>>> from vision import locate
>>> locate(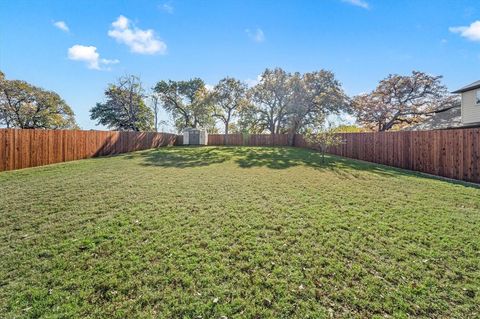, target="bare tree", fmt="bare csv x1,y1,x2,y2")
304,126,344,163
352,71,458,131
